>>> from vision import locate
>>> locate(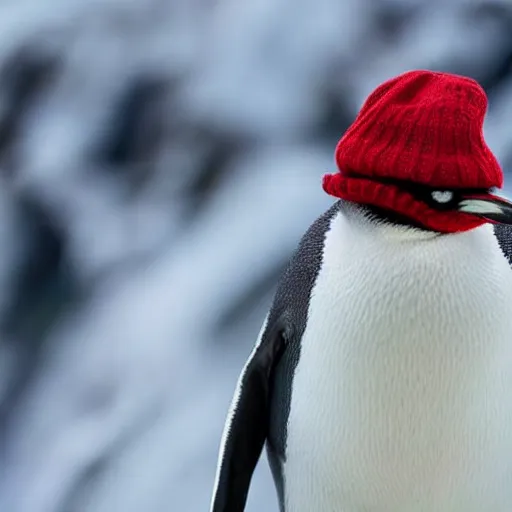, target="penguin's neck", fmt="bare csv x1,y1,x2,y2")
340,200,442,242
353,202,436,233
363,204,430,230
